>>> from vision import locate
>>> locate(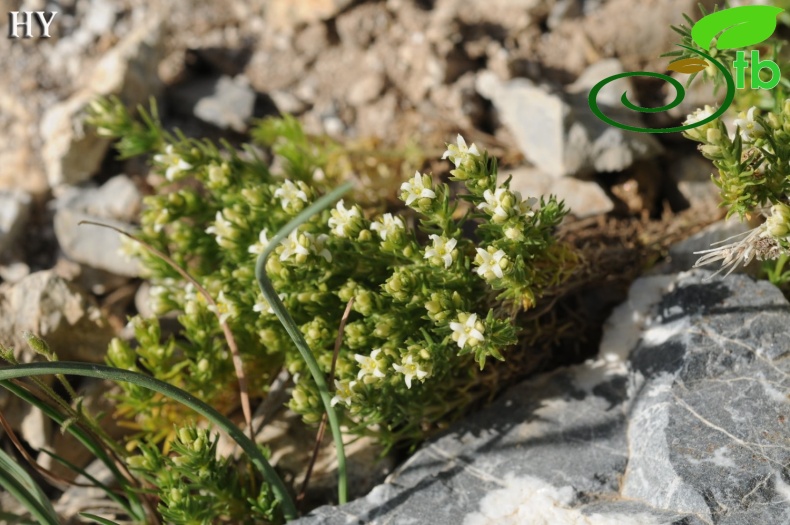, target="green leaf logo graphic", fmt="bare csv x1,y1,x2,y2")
691,5,784,51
